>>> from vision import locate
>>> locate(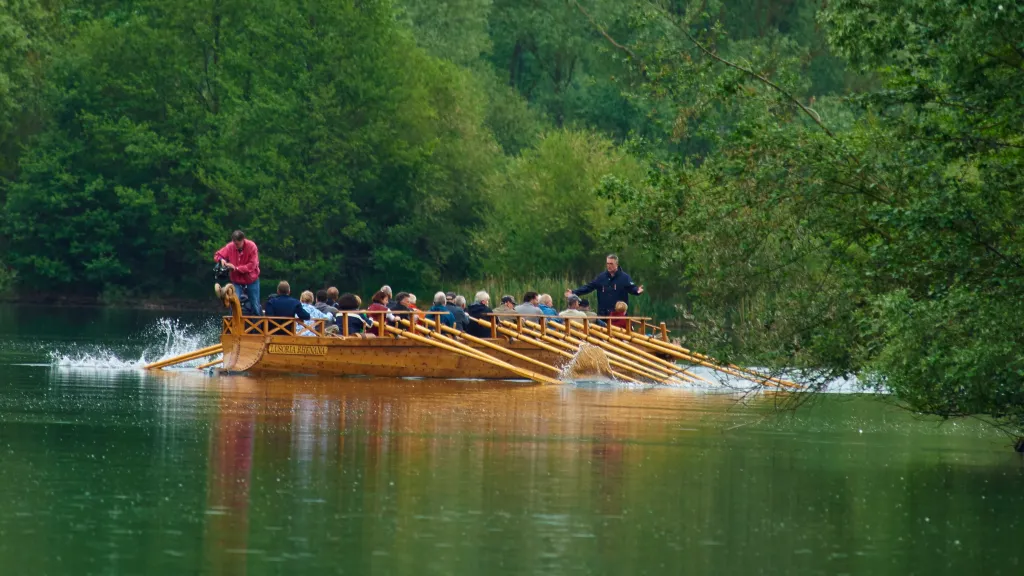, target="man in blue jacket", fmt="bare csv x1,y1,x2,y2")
263,281,311,319
565,254,644,316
